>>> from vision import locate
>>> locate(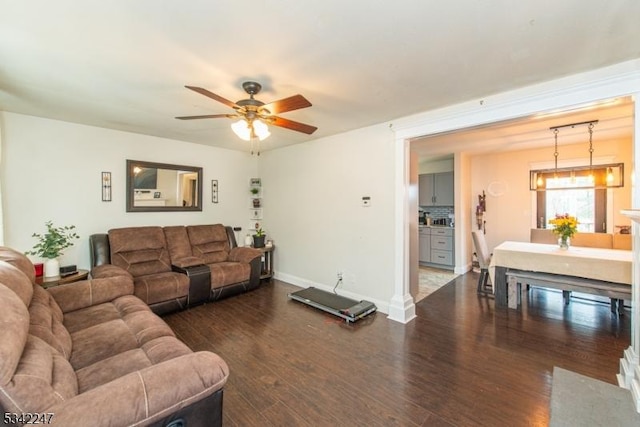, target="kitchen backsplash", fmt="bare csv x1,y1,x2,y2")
419,206,454,221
